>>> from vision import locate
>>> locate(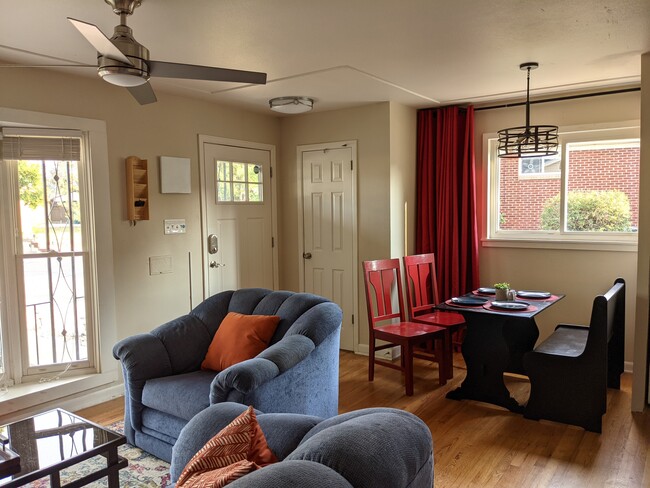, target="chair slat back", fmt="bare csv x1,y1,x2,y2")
403,253,440,319
363,259,407,326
